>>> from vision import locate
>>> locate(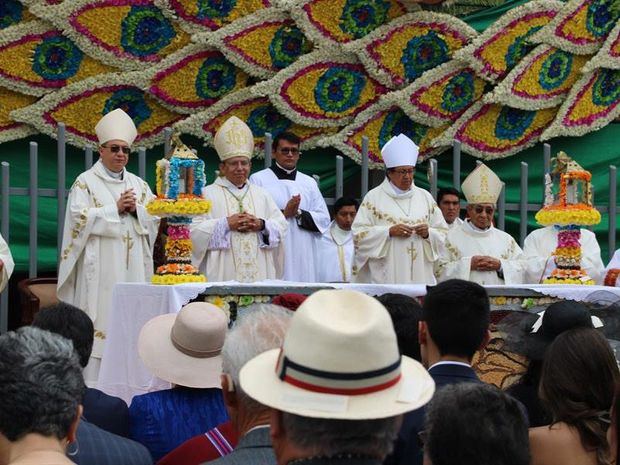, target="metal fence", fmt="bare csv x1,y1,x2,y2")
0,124,618,330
